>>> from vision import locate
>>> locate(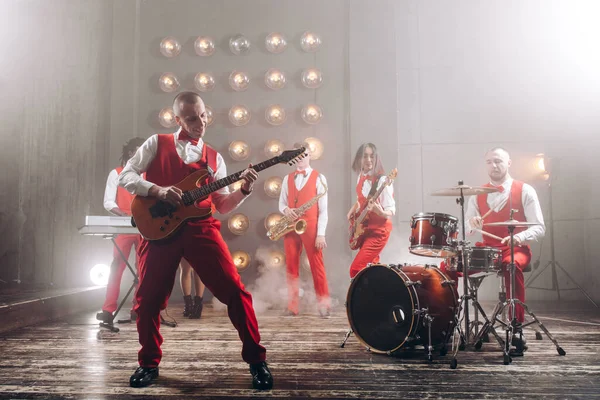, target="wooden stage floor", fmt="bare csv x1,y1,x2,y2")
0,301,599,399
